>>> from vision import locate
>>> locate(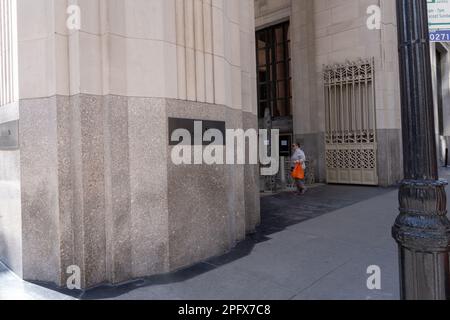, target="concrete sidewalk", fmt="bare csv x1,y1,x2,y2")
0,181,404,300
